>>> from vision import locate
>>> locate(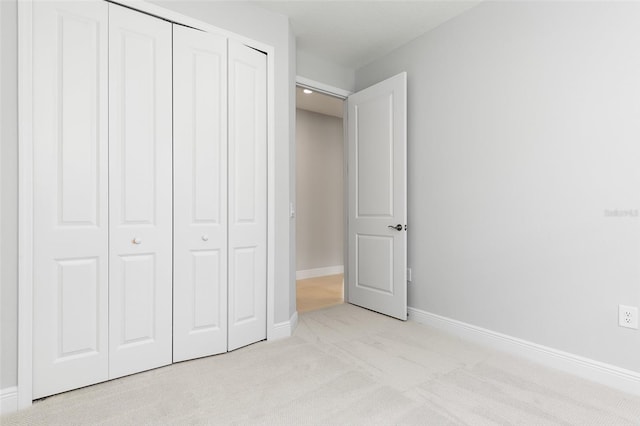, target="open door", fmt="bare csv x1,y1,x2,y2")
347,72,407,320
